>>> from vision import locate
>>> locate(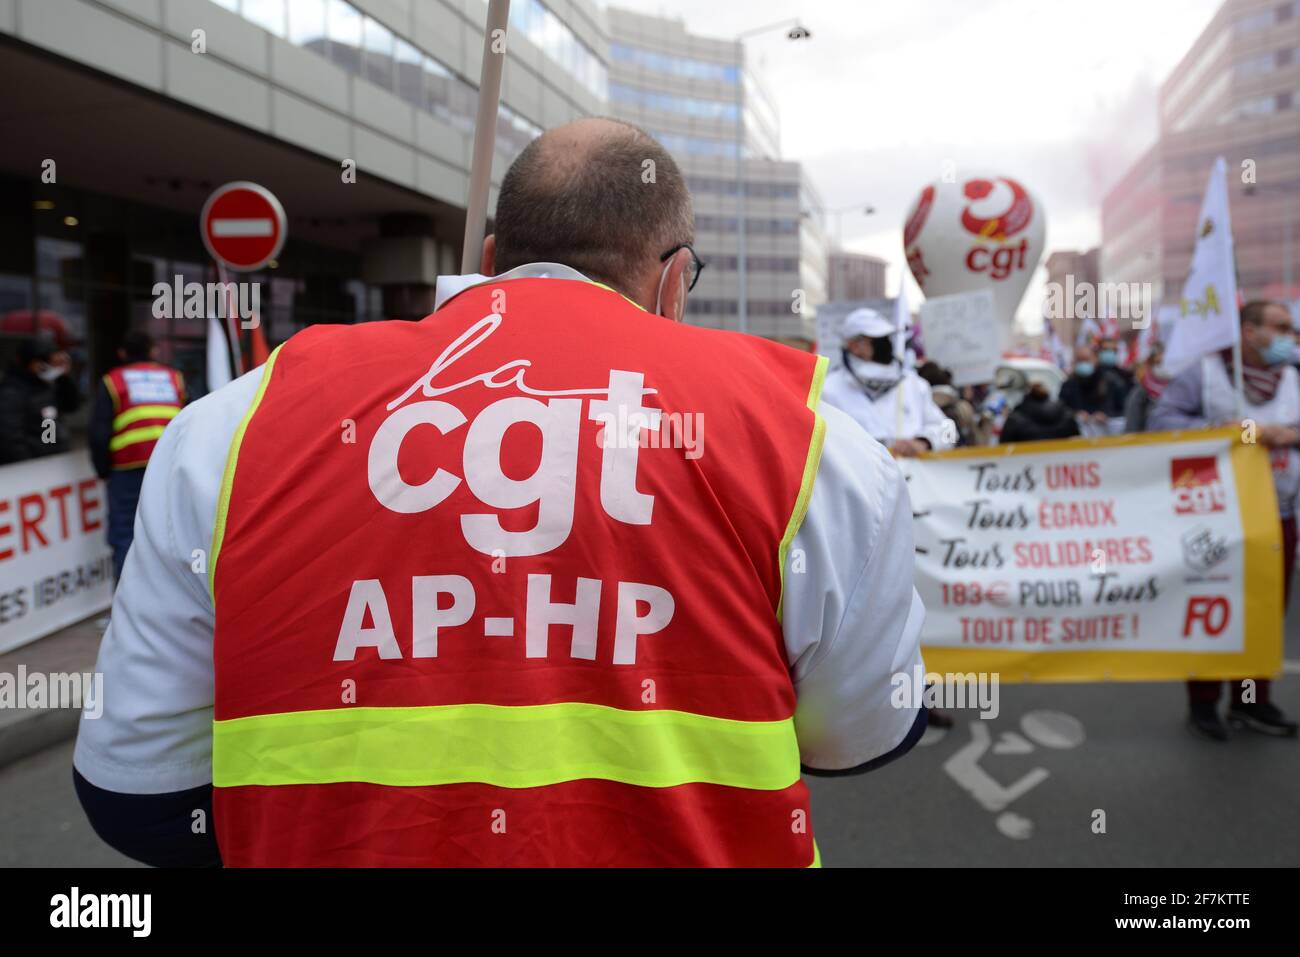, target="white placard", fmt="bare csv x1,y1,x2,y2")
0,453,113,653
919,289,1000,386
